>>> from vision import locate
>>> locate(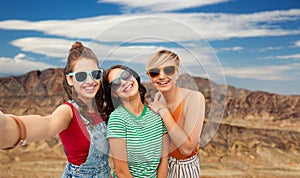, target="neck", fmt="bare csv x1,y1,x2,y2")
80,98,96,113
122,95,144,116
161,86,179,105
